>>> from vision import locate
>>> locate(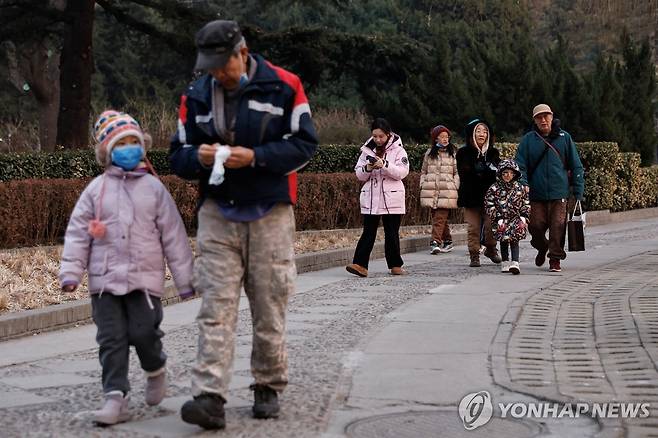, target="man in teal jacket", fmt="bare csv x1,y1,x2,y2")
515,104,584,273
